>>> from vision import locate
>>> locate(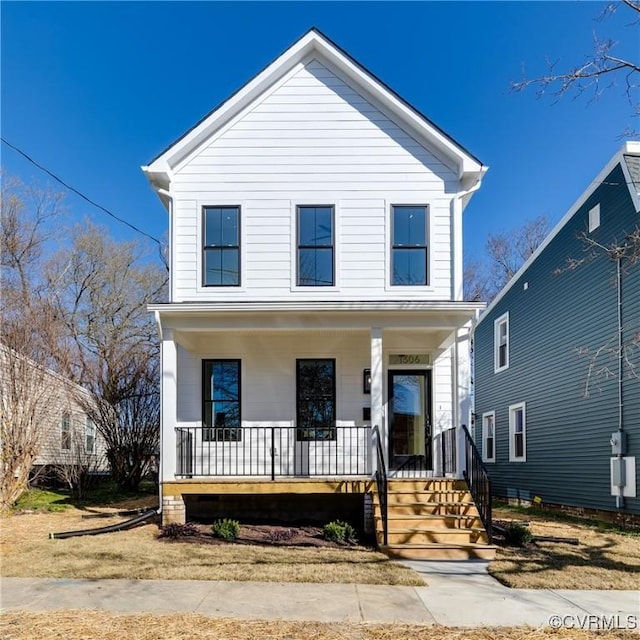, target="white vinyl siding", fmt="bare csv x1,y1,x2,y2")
482,411,496,463
509,402,526,462
494,312,509,373
170,59,456,302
